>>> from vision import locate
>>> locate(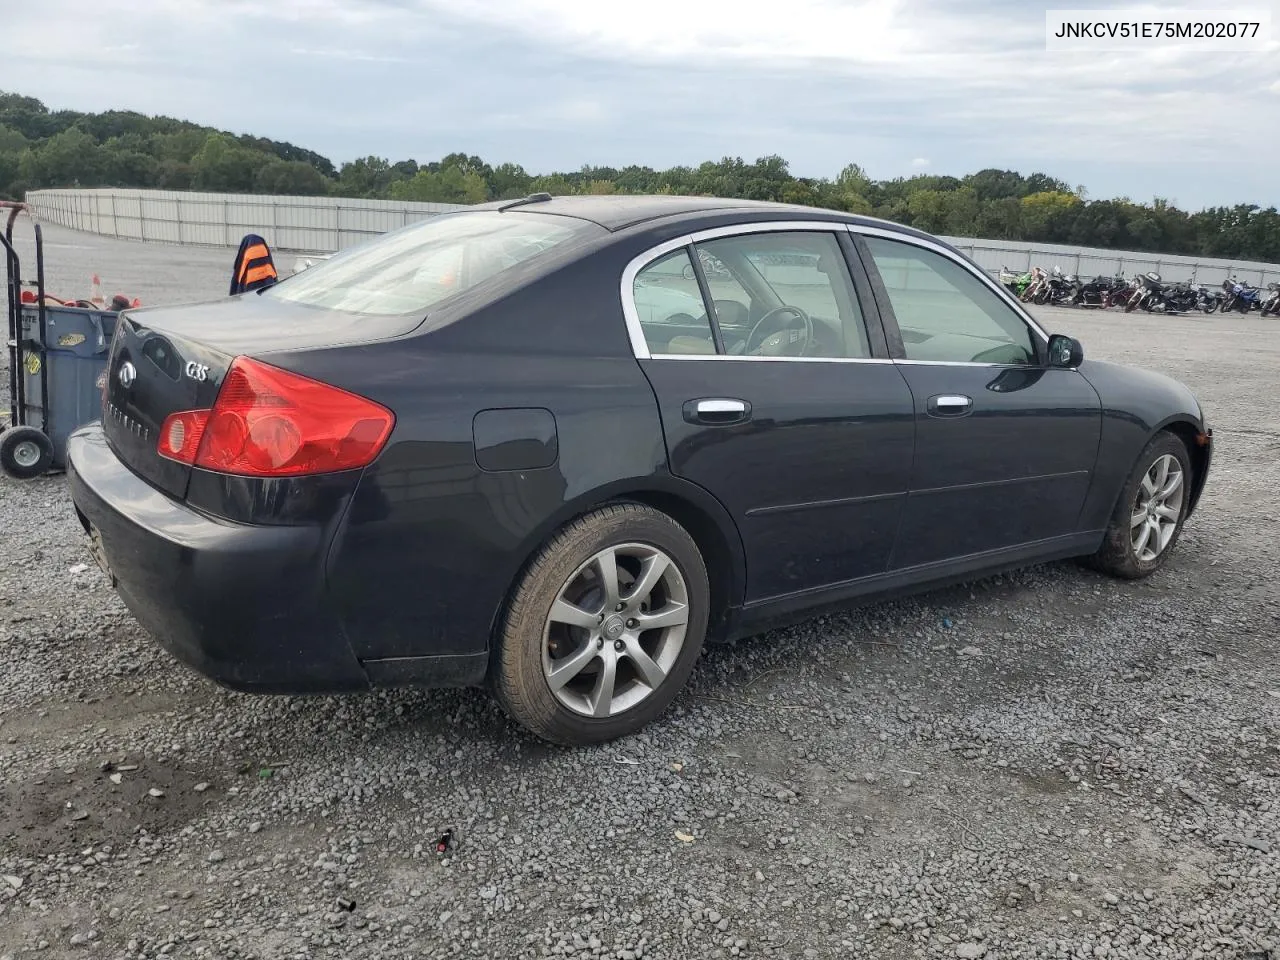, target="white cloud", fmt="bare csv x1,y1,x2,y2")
911,158,930,169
